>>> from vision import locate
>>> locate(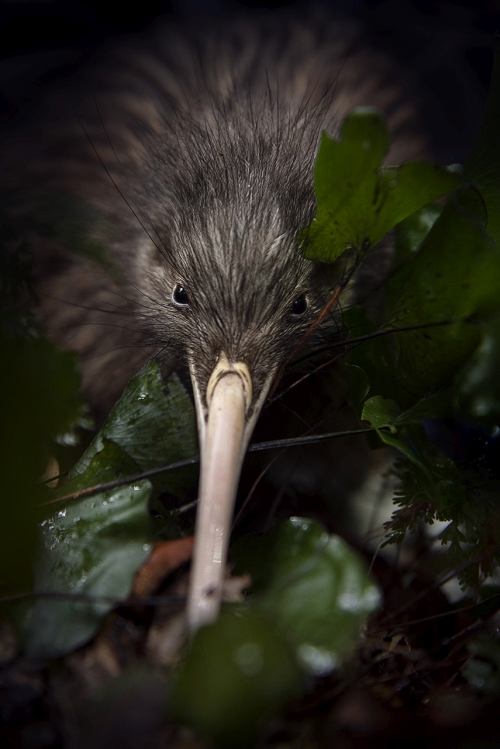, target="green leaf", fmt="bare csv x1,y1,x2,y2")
302,108,458,263
361,395,429,468
361,395,401,430
385,197,500,393
73,360,198,499
455,317,500,421
261,518,381,676
171,607,302,748
24,361,199,658
233,518,381,677
394,201,443,260
25,441,152,659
